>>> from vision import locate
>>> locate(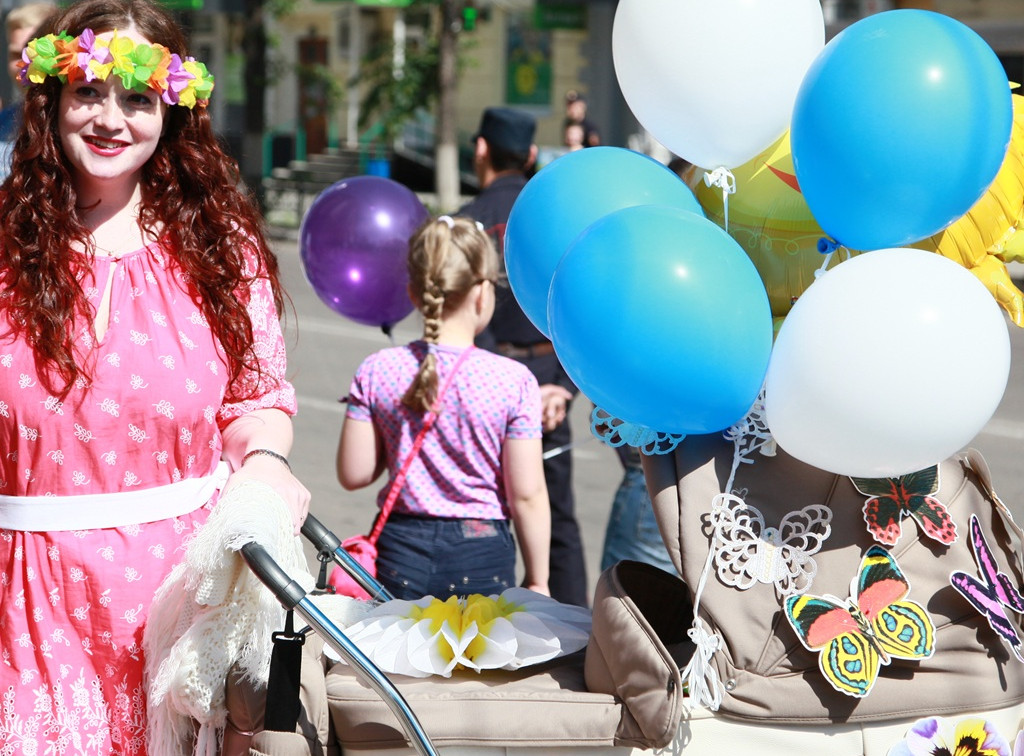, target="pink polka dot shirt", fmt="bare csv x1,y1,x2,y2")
346,342,541,520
